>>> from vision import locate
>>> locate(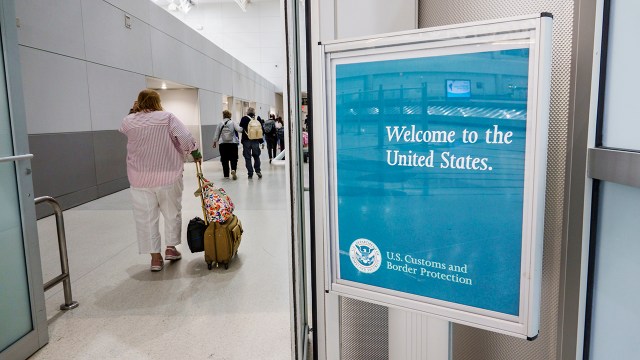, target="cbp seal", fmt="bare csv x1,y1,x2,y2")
349,238,382,273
